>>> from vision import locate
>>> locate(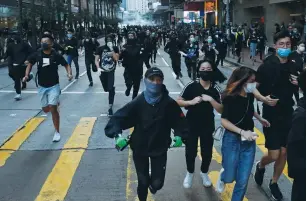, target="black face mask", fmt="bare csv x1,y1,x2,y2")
199,71,213,81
